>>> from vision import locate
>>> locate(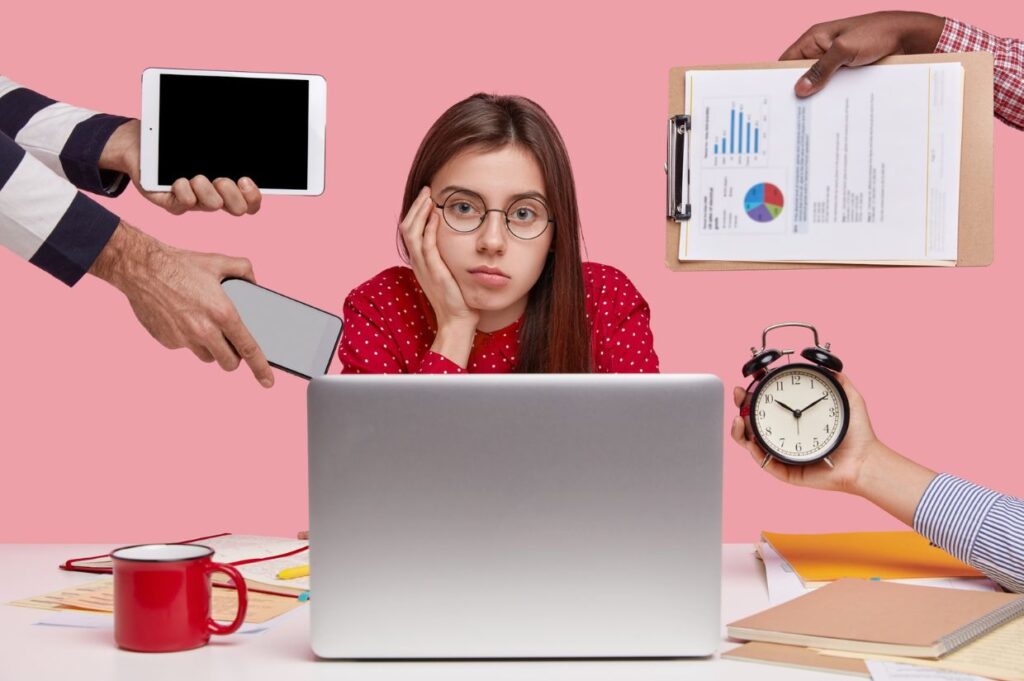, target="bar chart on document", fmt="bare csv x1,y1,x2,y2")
706,98,769,168
681,64,964,263
695,93,789,236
